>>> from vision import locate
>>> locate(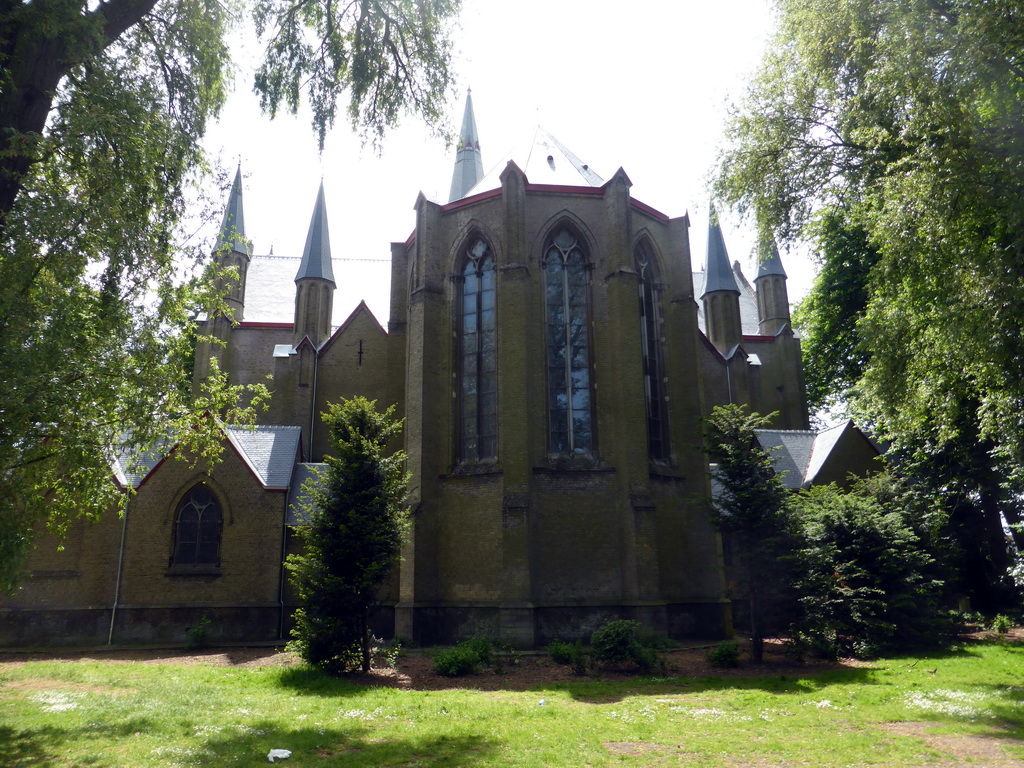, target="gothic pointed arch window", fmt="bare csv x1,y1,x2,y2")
636,241,669,461
171,484,223,567
544,228,593,455
458,238,497,461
